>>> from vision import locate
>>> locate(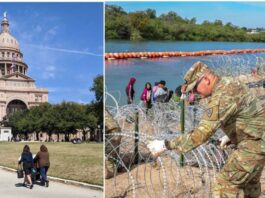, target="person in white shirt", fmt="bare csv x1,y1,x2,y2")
154,80,167,98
